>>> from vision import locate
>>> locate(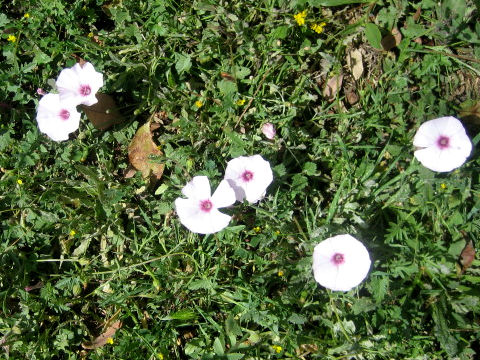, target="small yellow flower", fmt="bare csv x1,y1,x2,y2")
87,32,94,38
156,353,164,360
275,230,280,235
7,35,17,43
272,345,283,353
277,270,284,277
440,183,447,190
106,337,114,345
310,22,326,34
23,13,30,19
294,10,307,26
236,99,246,106
69,230,76,237
253,226,261,233
195,100,203,108
17,179,23,185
